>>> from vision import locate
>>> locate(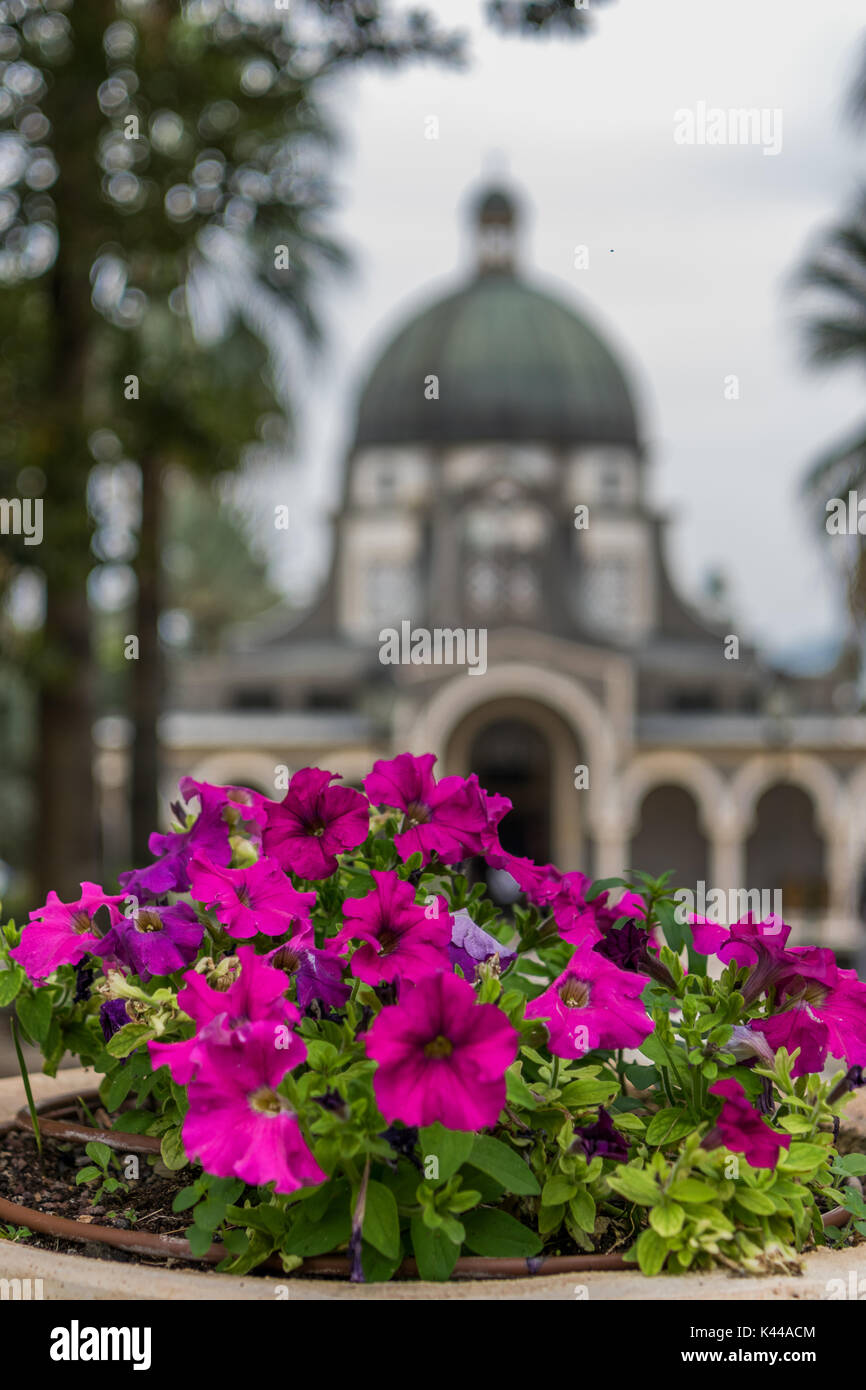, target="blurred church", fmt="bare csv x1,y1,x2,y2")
157,185,866,961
